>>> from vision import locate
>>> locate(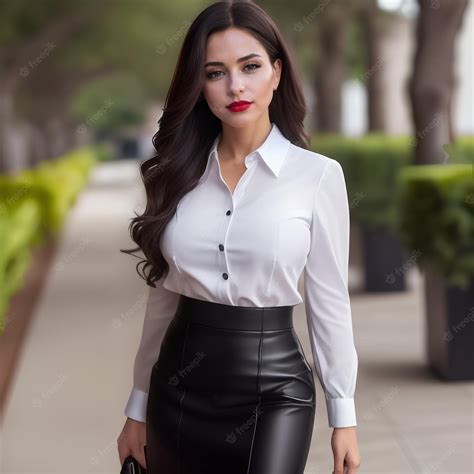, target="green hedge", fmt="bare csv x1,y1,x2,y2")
397,164,474,289
311,134,473,233
13,147,97,233
0,146,98,331
443,136,474,165
0,199,41,331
